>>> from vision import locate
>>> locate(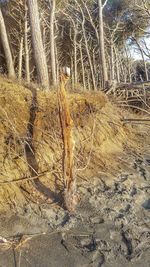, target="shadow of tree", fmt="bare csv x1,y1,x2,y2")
24,87,63,205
